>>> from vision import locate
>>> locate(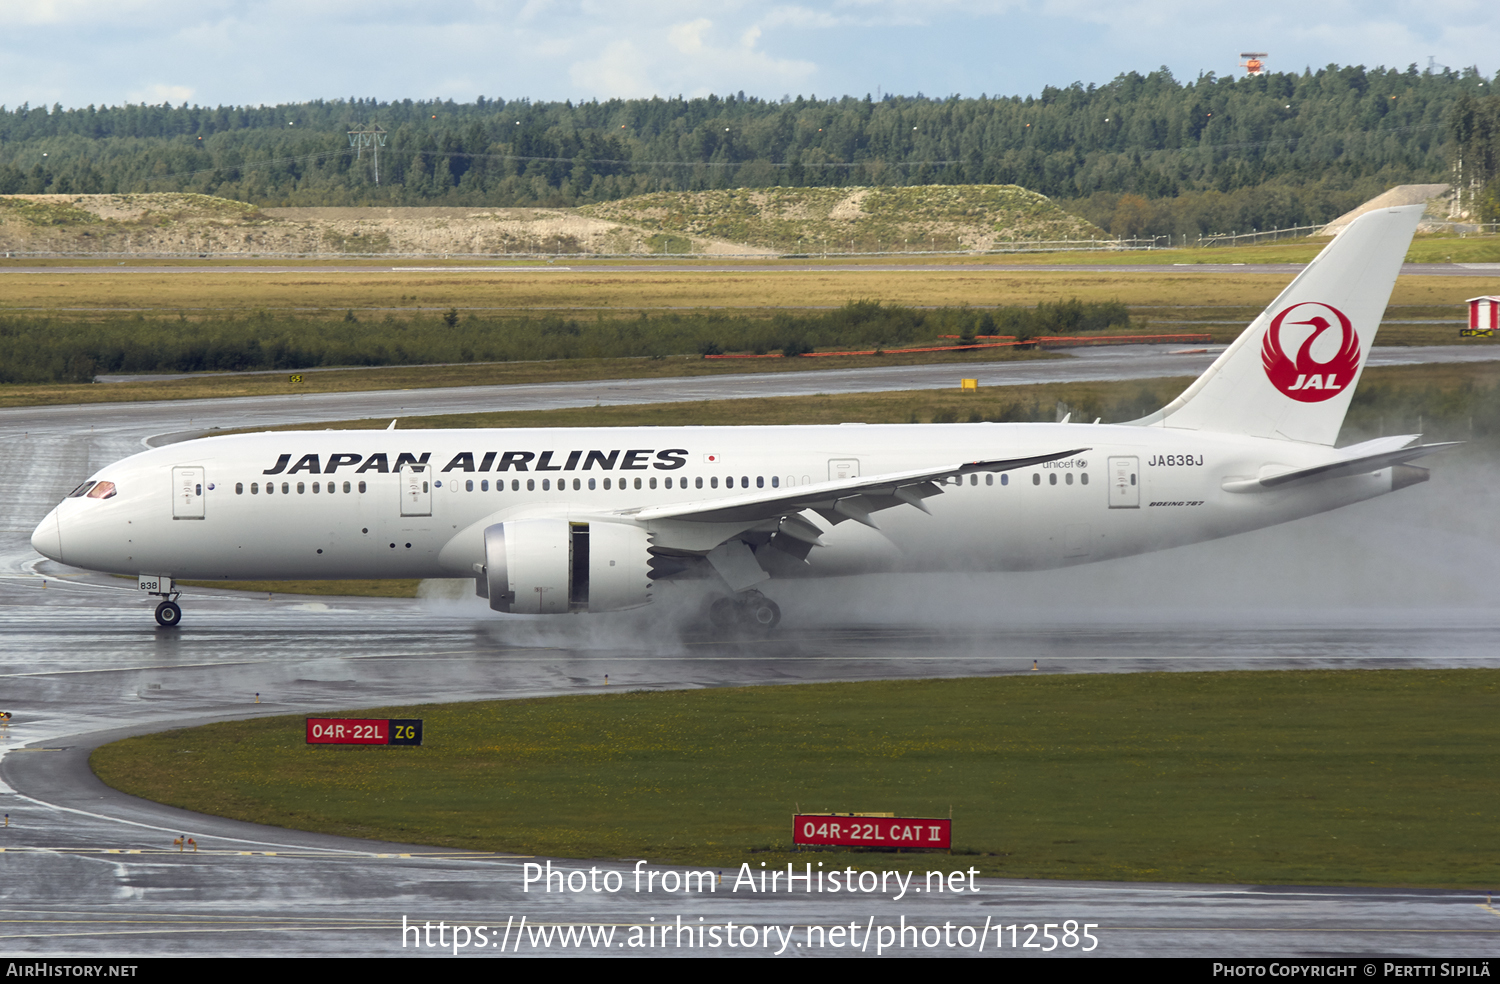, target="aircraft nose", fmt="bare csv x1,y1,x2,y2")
31,510,63,563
